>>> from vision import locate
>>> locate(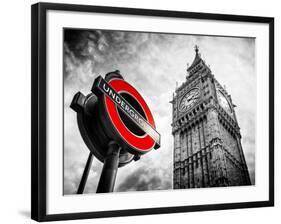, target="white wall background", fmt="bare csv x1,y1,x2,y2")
0,0,279,223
